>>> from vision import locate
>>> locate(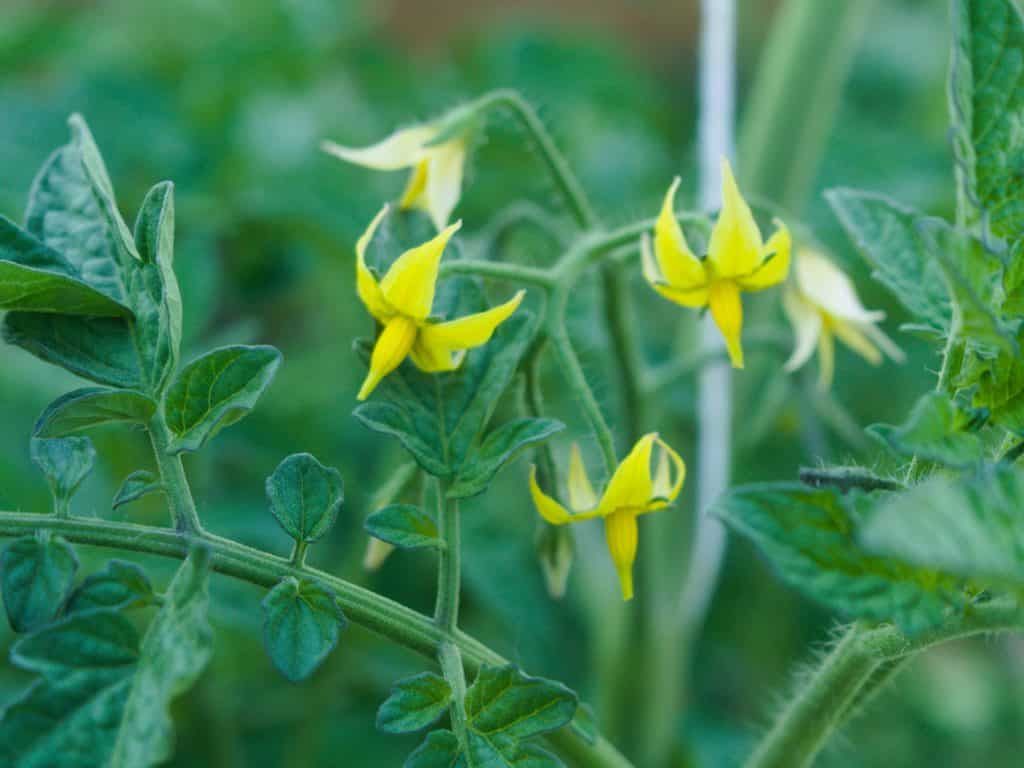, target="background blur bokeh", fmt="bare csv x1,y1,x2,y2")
1,0,1019,766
